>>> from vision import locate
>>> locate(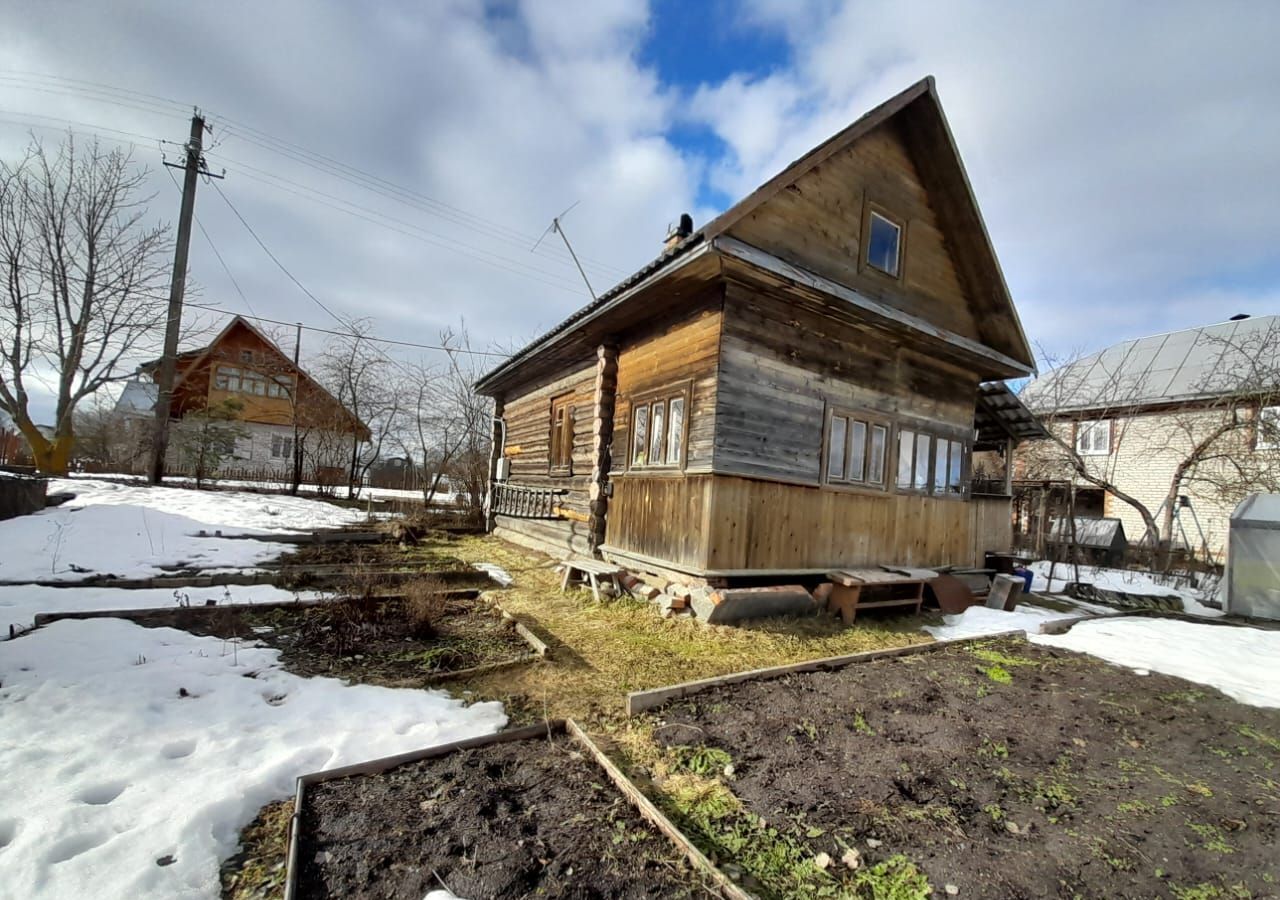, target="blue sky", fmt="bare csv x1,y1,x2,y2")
1,0,1279,425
